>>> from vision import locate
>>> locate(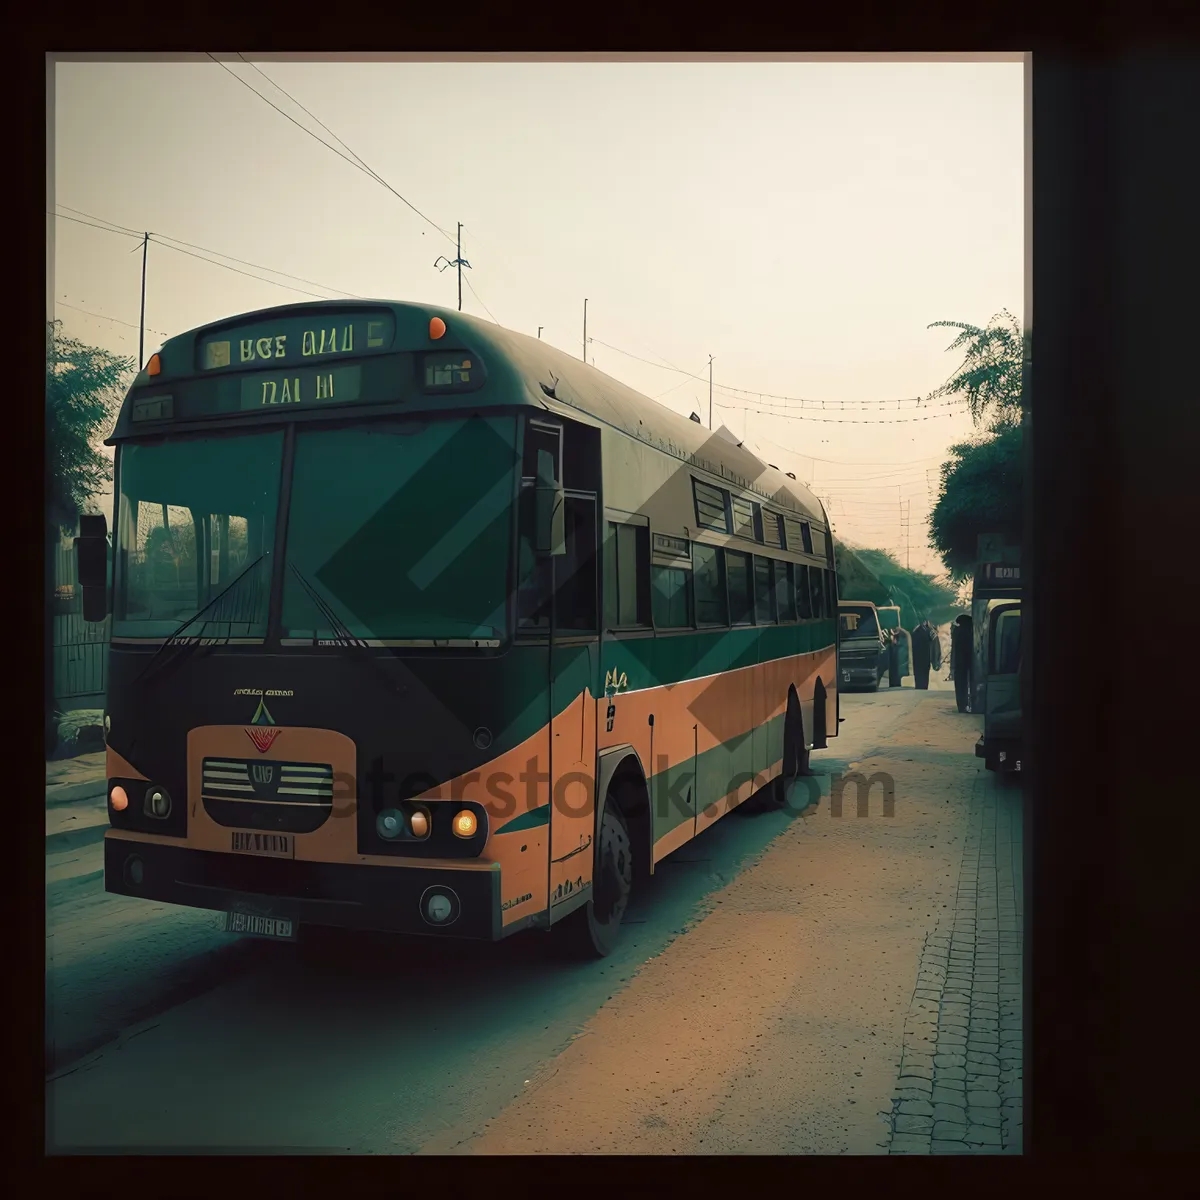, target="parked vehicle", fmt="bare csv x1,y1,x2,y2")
837,601,888,691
